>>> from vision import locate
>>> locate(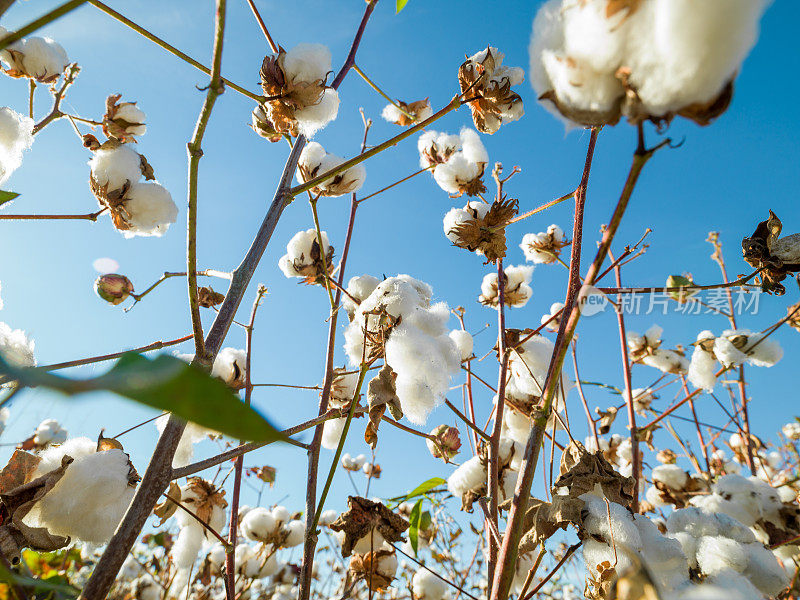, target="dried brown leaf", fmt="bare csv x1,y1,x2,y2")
0,451,40,494
329,496,409,557
153,481,182,526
